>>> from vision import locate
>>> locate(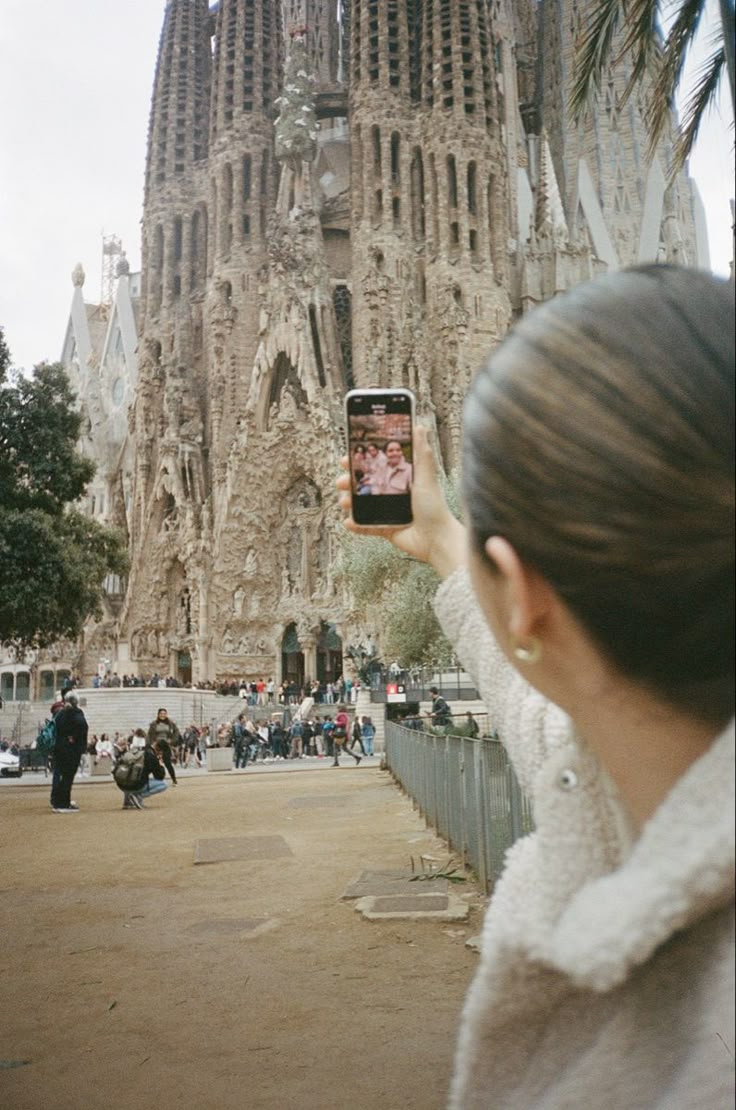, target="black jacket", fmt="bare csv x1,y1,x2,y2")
138,746,166,790
54,705,89,752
